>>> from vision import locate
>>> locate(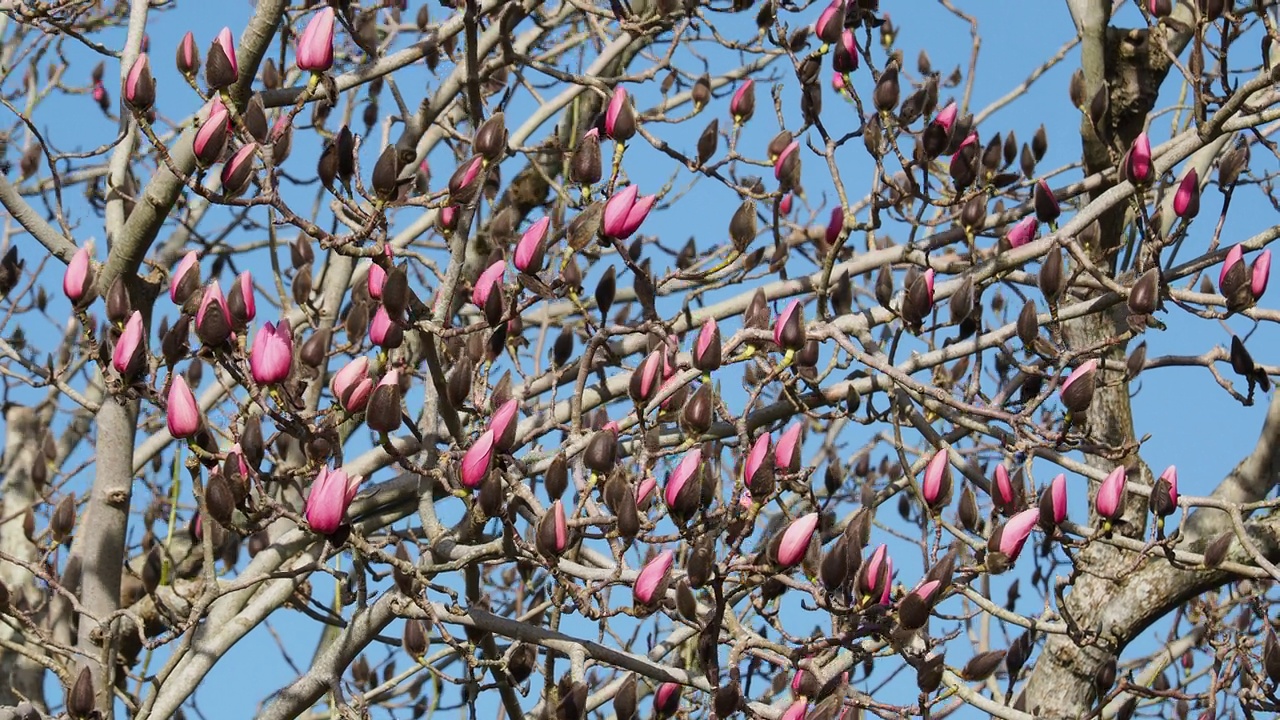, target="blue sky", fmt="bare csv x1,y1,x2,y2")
13,1,1278,718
